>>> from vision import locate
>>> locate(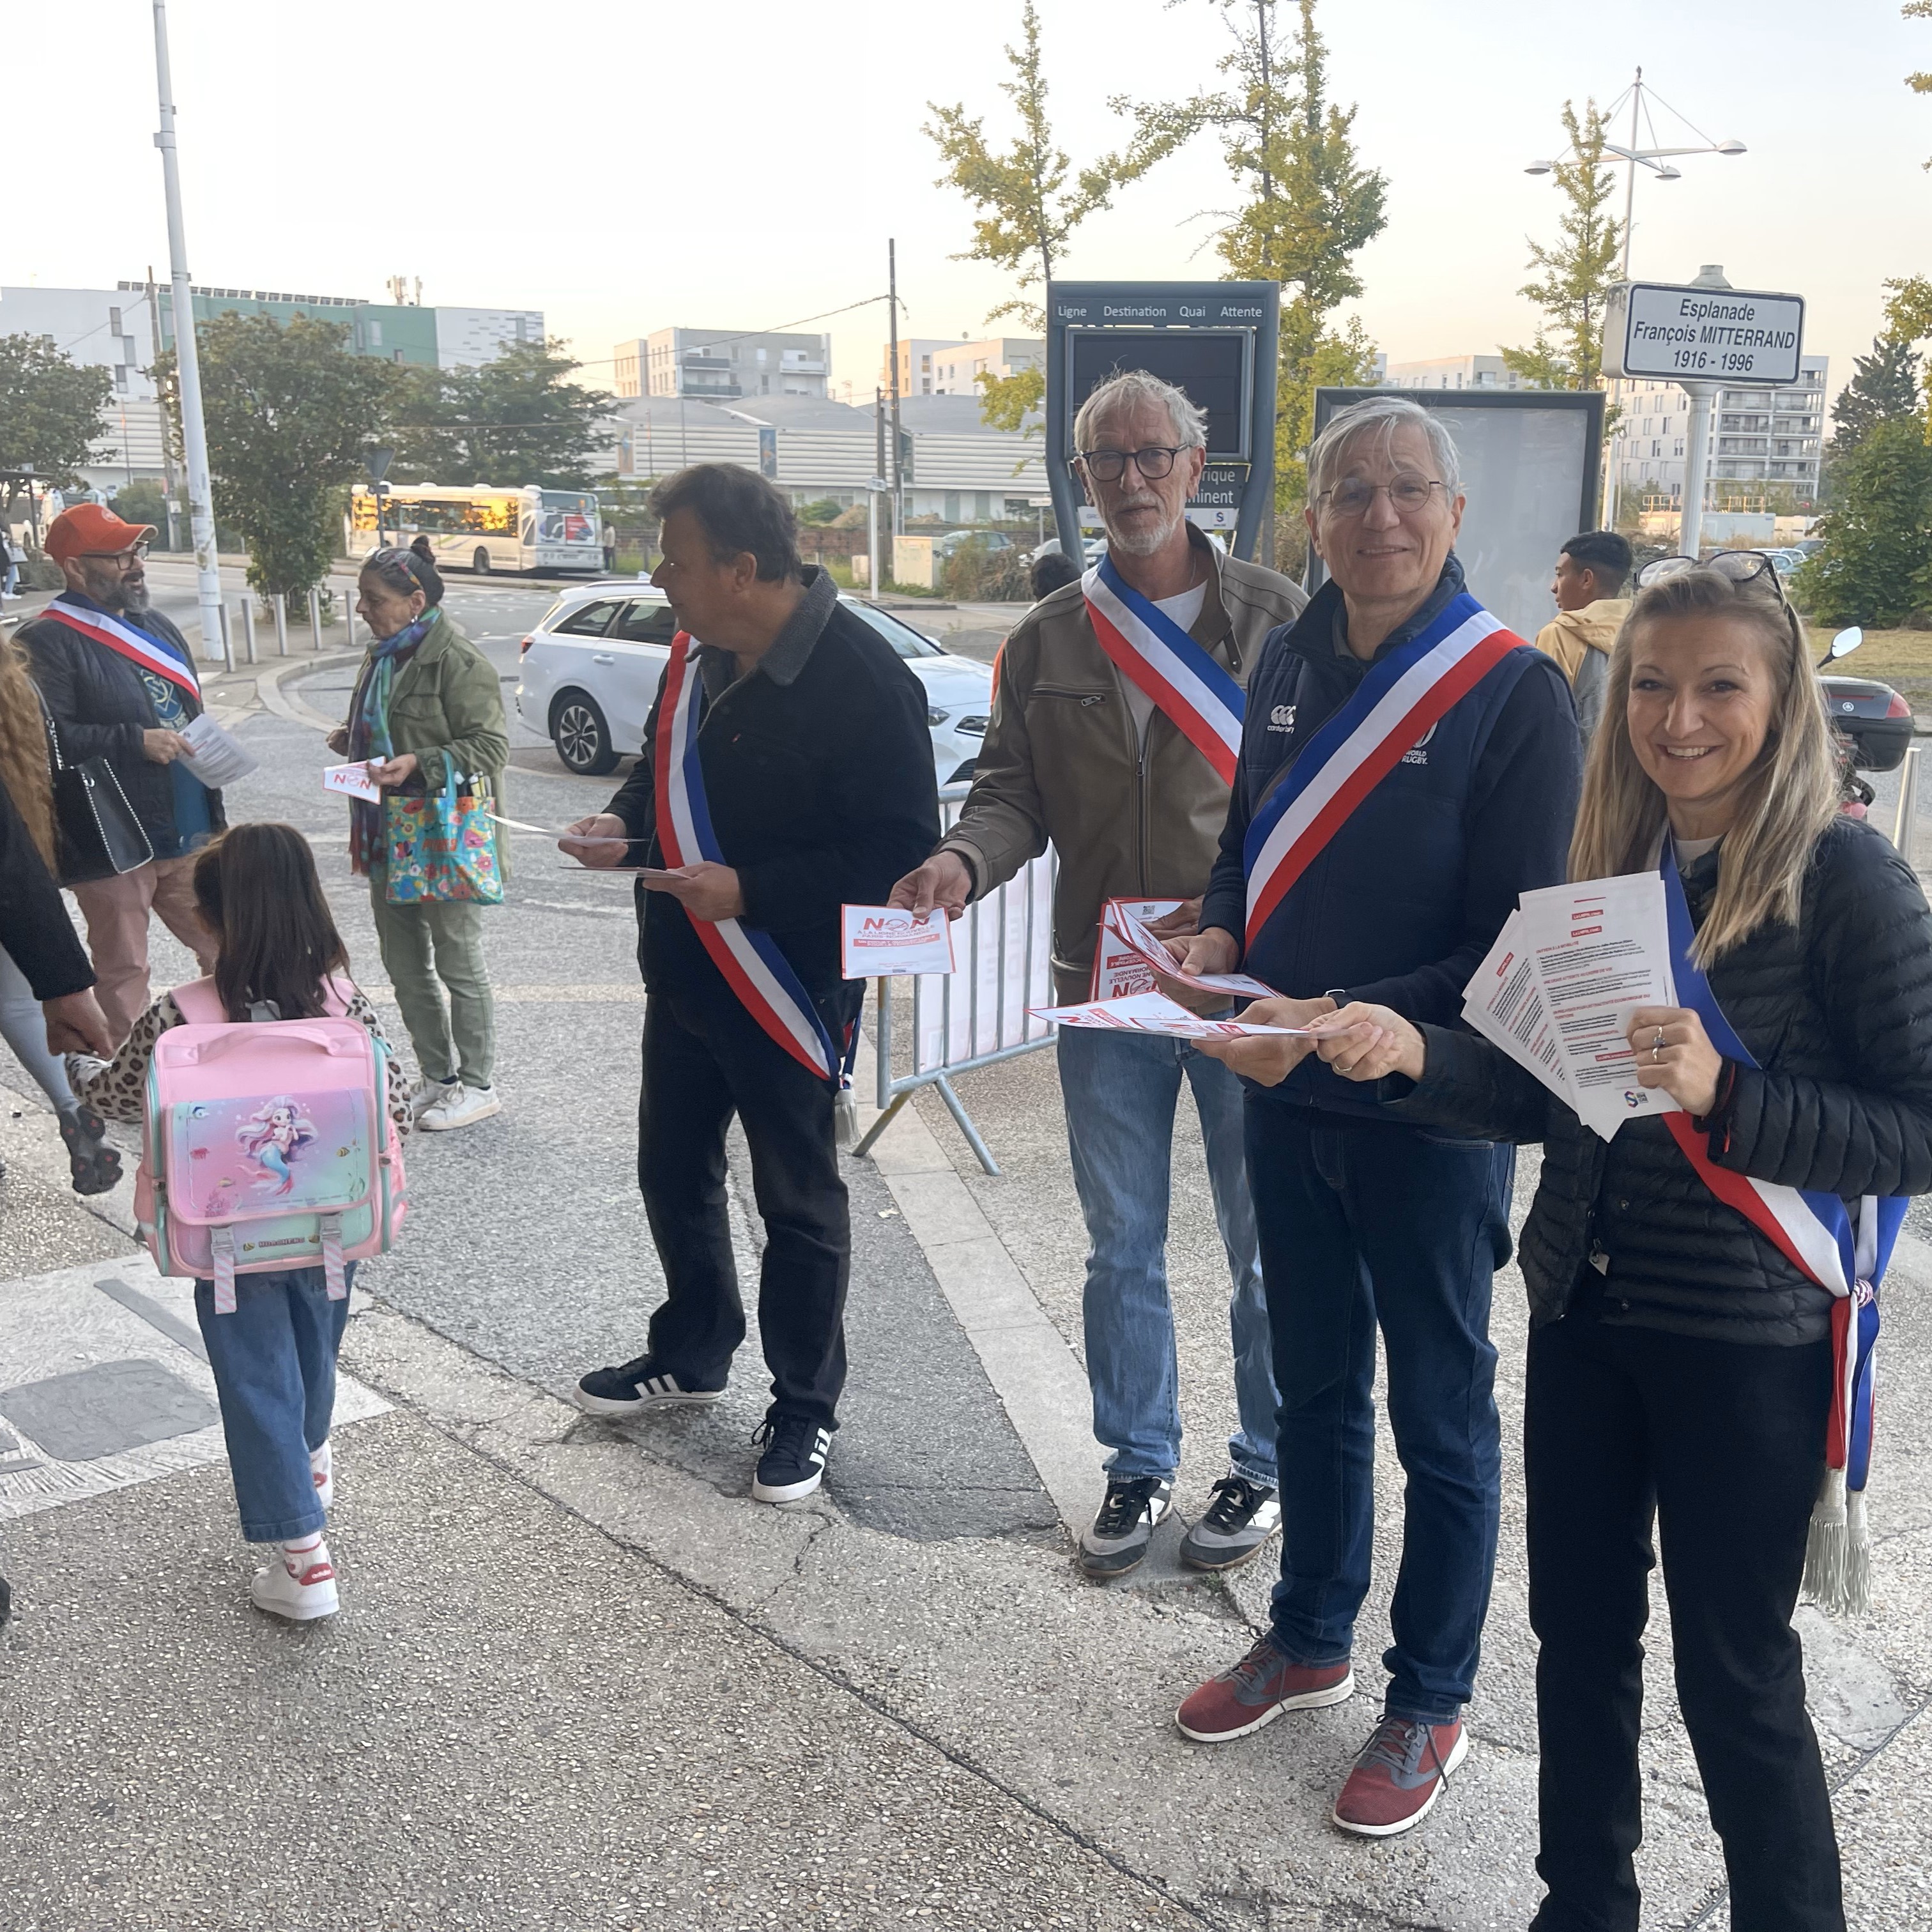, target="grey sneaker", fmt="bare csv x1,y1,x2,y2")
1079,1474,1174,1579
1179,1474,1282,1572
